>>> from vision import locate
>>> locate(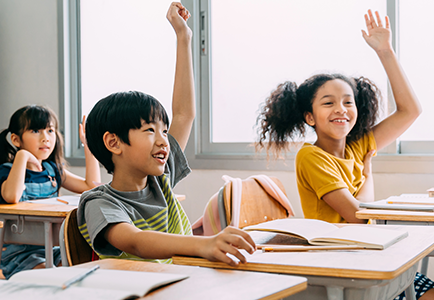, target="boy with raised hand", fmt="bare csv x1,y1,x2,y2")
78,2,255,266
